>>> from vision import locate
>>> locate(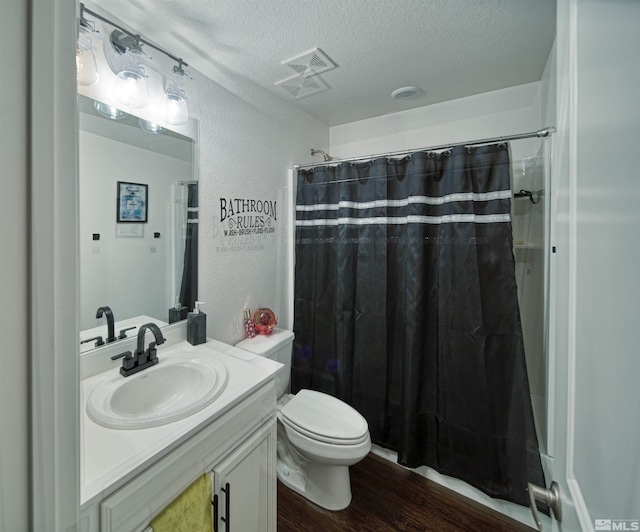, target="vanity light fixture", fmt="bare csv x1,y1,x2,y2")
94,100,128,120
113,64,150,109
163,86,189,125
162,62,189,126
76,33,99,87
76,6,99,86
78,4,190,124
107,30,150,109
